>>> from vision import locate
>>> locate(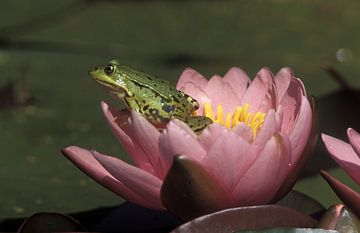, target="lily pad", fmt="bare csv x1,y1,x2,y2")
235,228,338,233
171,205,318,233
17,212,85,233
